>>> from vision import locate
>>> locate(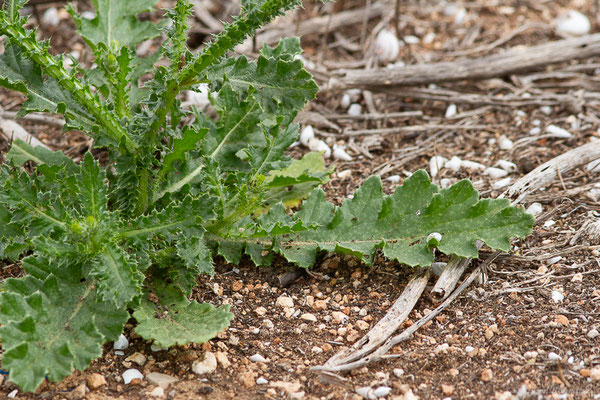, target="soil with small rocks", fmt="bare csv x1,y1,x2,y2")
1,1,600,399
